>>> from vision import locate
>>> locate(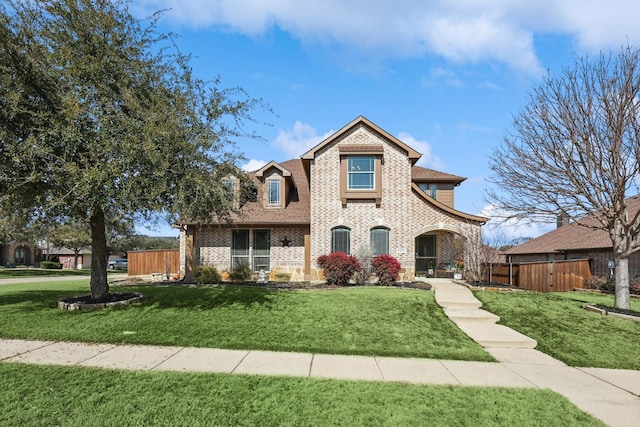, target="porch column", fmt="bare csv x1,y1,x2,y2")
184,226,195,282
304,234,311,280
